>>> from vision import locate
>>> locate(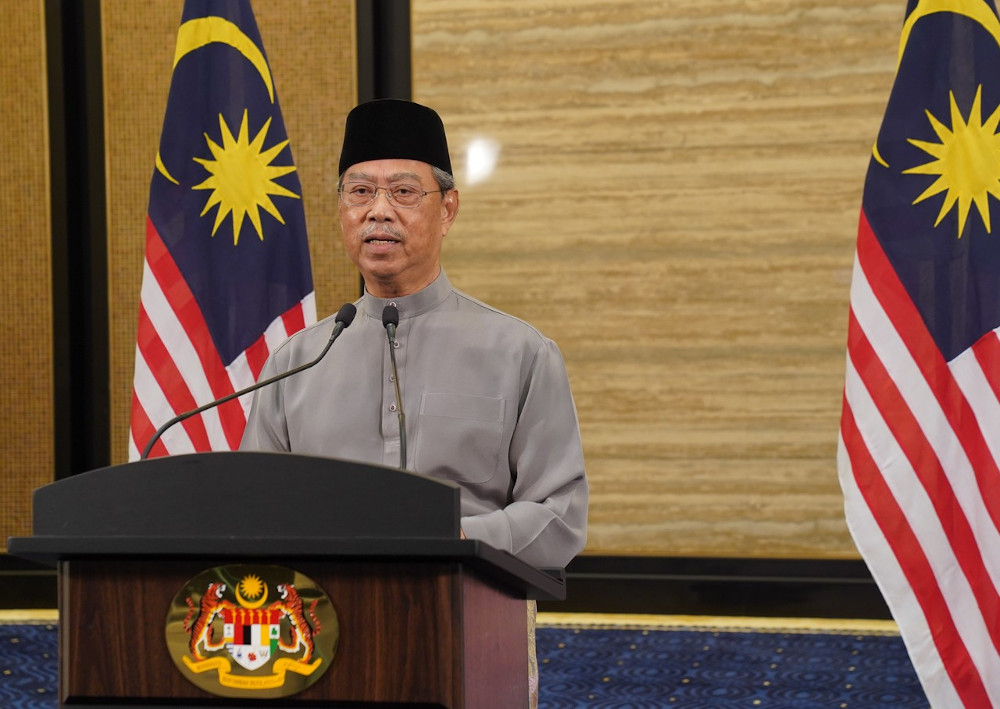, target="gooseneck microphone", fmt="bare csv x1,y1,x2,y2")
140,302,358,460
382,304,407,470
